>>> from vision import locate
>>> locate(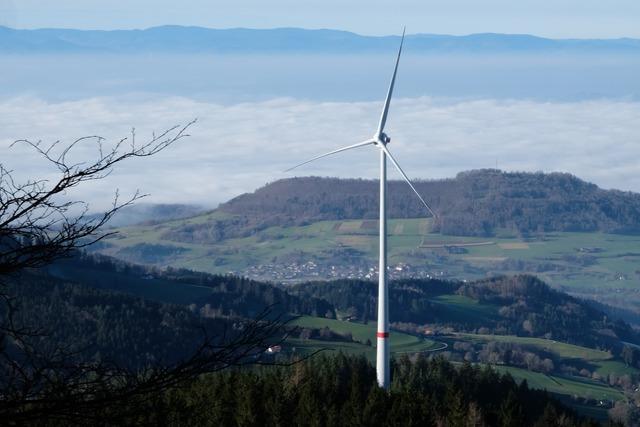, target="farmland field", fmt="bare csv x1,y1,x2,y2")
284,318,626,406
455,333,640,378
429,295,499,323
289,316,443,355
494,365,625,401
94,215,640,309
456,333,613,361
